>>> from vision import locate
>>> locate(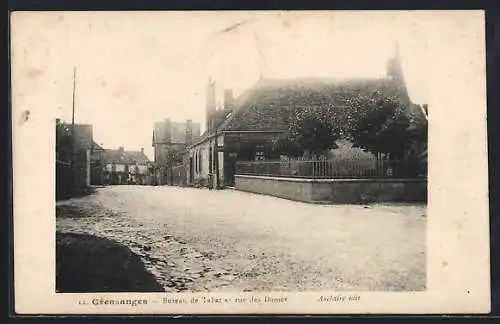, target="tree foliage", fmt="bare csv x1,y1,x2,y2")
276,91,428,161
56,121,73,162
285,106,340,158
347,97,412,158
167,148,186,165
